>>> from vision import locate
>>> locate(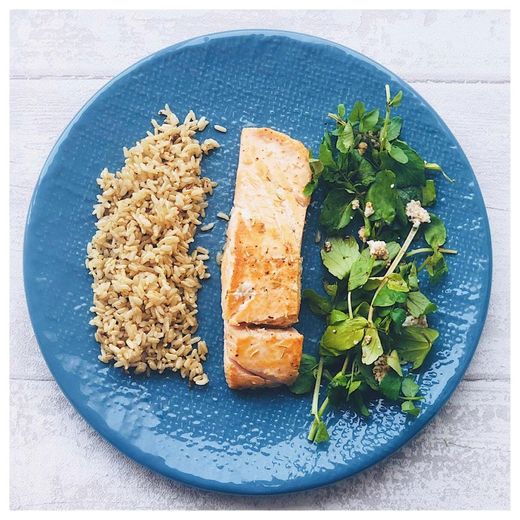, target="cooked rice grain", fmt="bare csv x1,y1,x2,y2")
200,222,215,232
86,106,218,385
